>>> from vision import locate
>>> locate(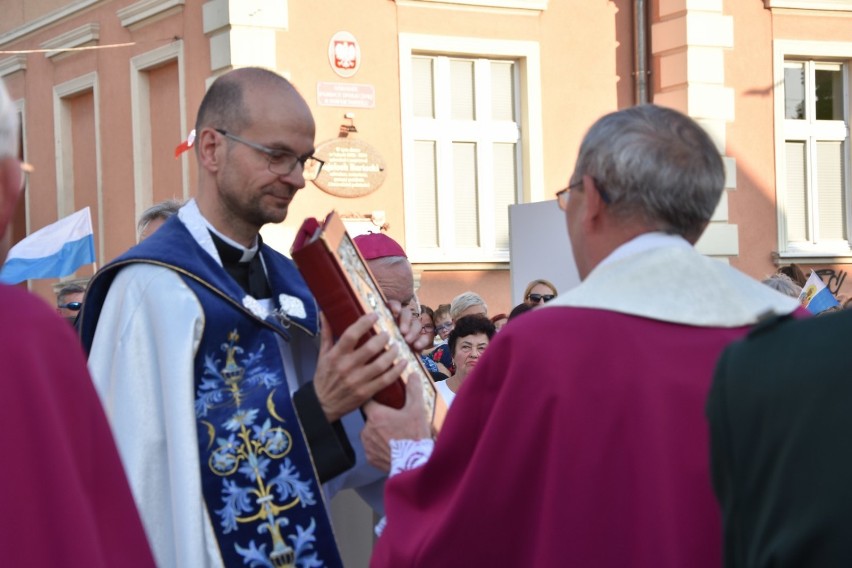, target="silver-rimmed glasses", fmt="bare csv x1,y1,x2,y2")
215,129,324,181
